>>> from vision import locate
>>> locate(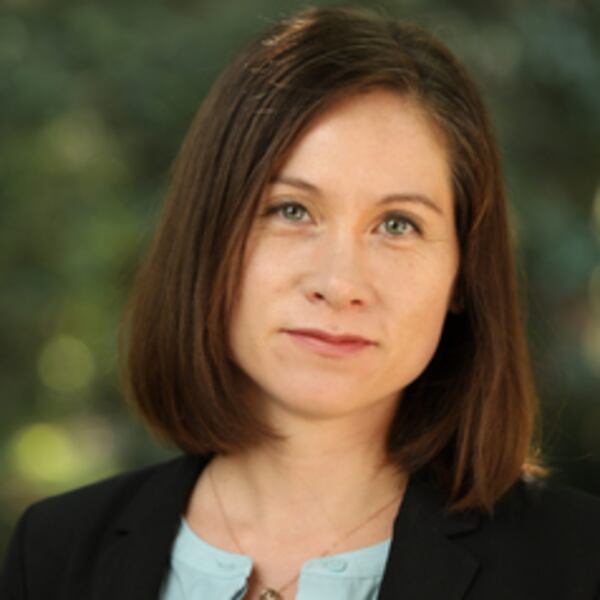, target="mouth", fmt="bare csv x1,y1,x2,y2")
282,328,376,357
283,328,374,344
